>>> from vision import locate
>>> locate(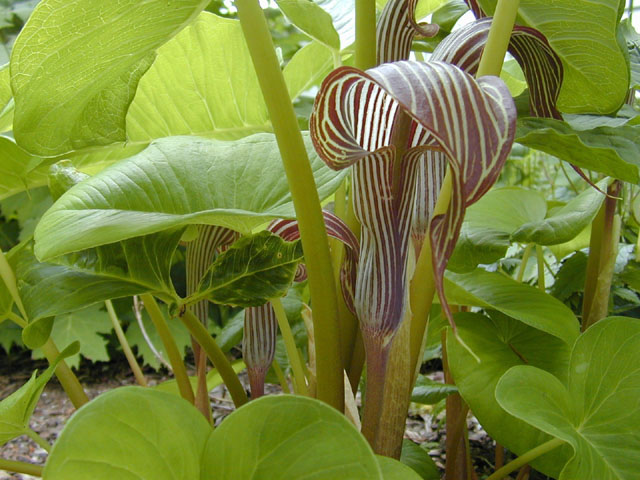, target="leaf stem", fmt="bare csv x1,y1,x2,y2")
40,339,89,408
536,244,545,291
272,359,291,394
26,429,51,452
0,458,43,477
180,309,248,407
105,300,147,387
271,297,309,396
476,0,520,78
485,438,565,480
0,247,27,319
517,243,534,283
236,0,343,411
355,0,377,70
140,294,194,404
